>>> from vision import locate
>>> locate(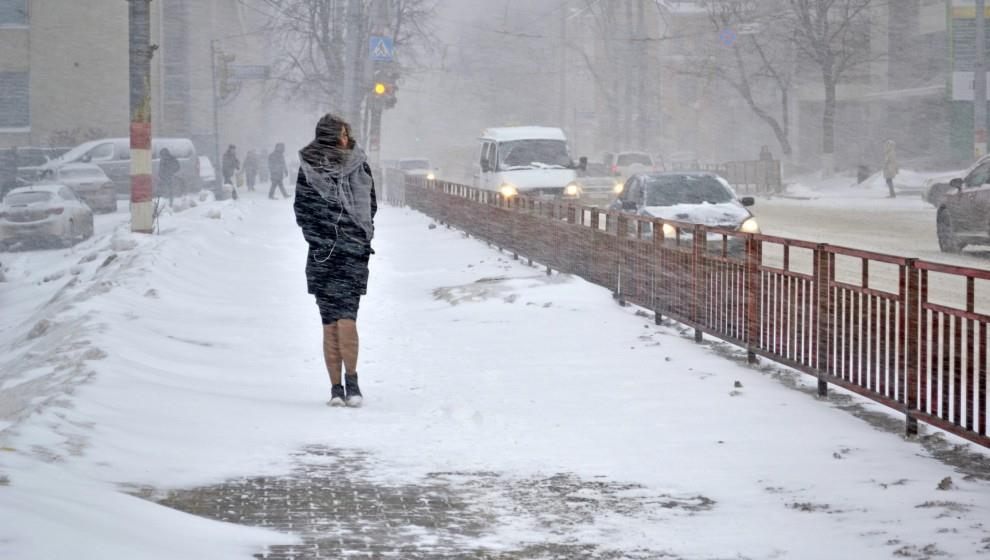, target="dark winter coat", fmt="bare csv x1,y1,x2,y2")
159,151,180,181
269,150,288,179
222,150,240,177
293,148,377,297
